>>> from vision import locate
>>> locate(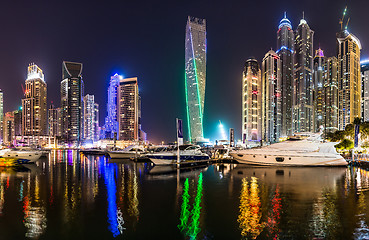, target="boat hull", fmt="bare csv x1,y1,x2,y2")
0,151,42,163
108,151,141,159
230,152,348,166
147,154,210,165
